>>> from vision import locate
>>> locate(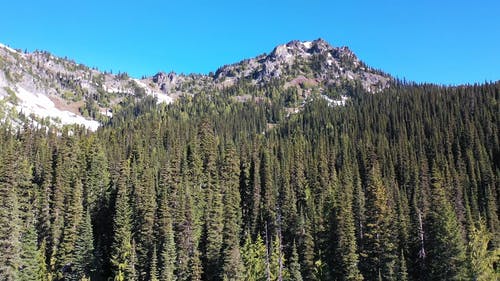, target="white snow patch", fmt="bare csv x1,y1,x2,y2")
154,92,173,104
133,79,173,104
327,59,334,66
102,85,122,93
302,41,313,49
321,95,348,106
13,87,100,131
133,79,151,92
